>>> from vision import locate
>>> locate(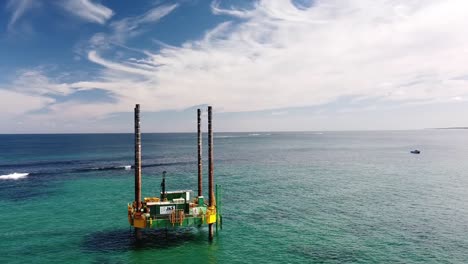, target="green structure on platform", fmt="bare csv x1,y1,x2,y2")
127,184,222,229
